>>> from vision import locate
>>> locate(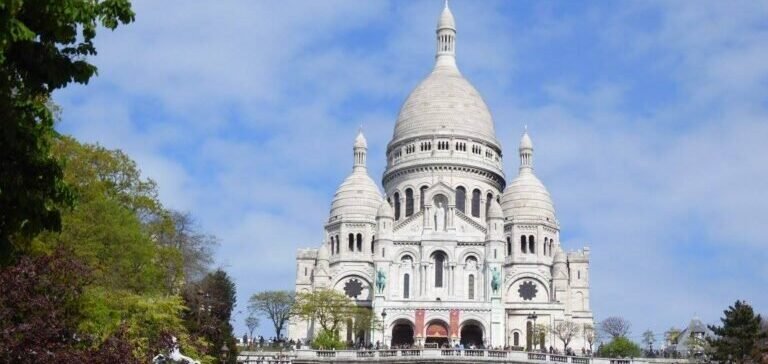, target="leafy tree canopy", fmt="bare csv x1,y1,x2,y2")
0,0,134,263
249,290,295,341
599,337,642,358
